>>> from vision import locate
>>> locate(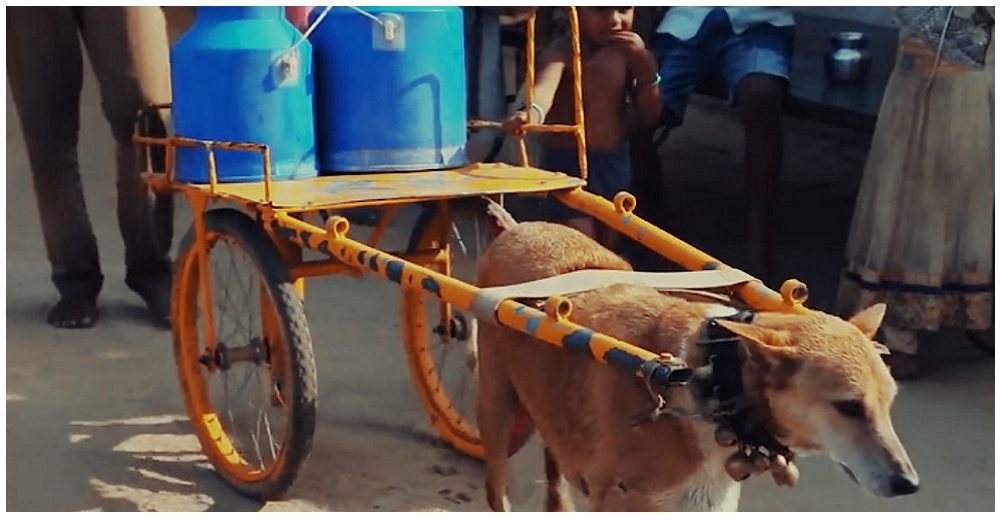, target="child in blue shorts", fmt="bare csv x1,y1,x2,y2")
503,6,661,249
652,7,795,277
